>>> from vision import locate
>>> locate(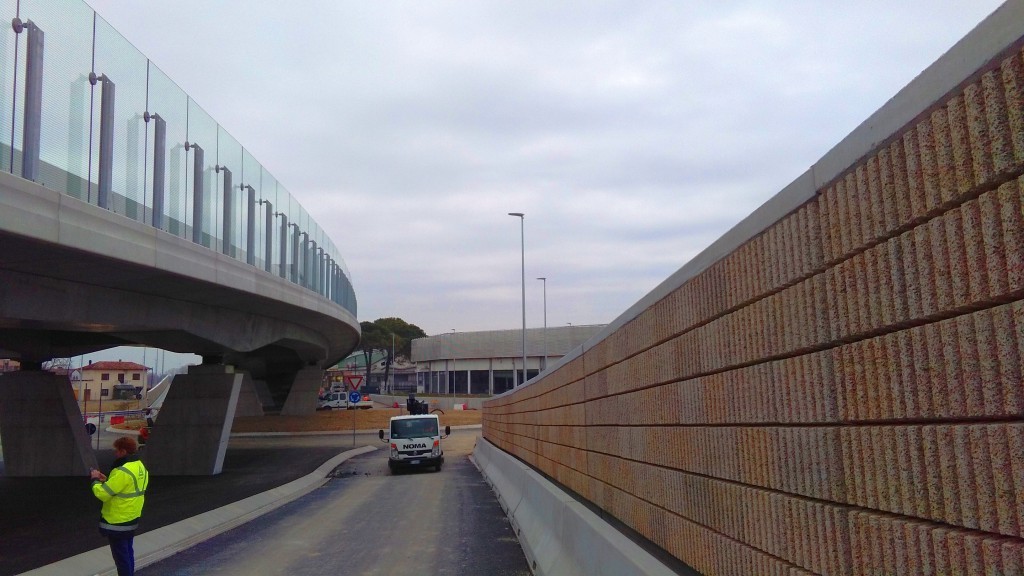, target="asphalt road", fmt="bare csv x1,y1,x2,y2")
137,429,530,575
